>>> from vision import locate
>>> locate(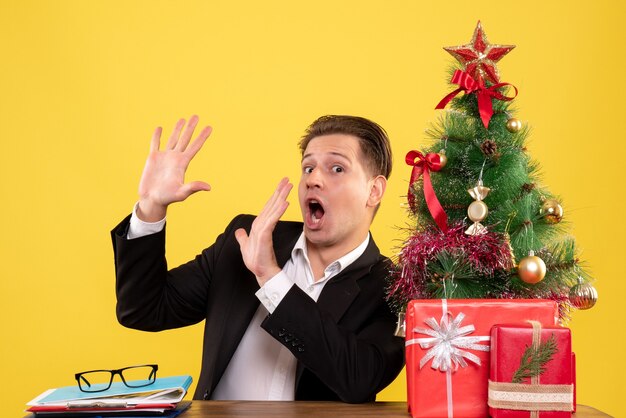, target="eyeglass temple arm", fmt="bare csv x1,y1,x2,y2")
75,374,92,389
